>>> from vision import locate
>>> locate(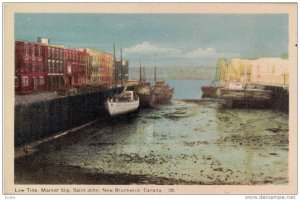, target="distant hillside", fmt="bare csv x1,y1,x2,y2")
129,66,216,81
